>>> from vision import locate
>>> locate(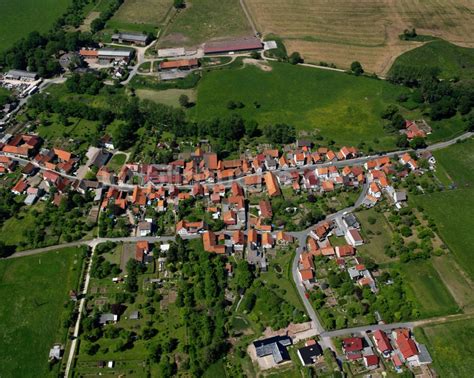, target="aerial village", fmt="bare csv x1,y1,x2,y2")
0,24,442,377
0,126,436,375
